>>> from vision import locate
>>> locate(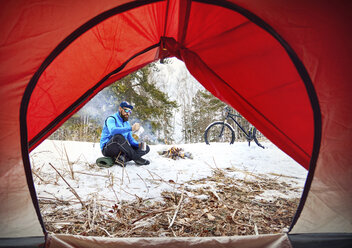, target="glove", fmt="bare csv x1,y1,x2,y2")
132,123,140,132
